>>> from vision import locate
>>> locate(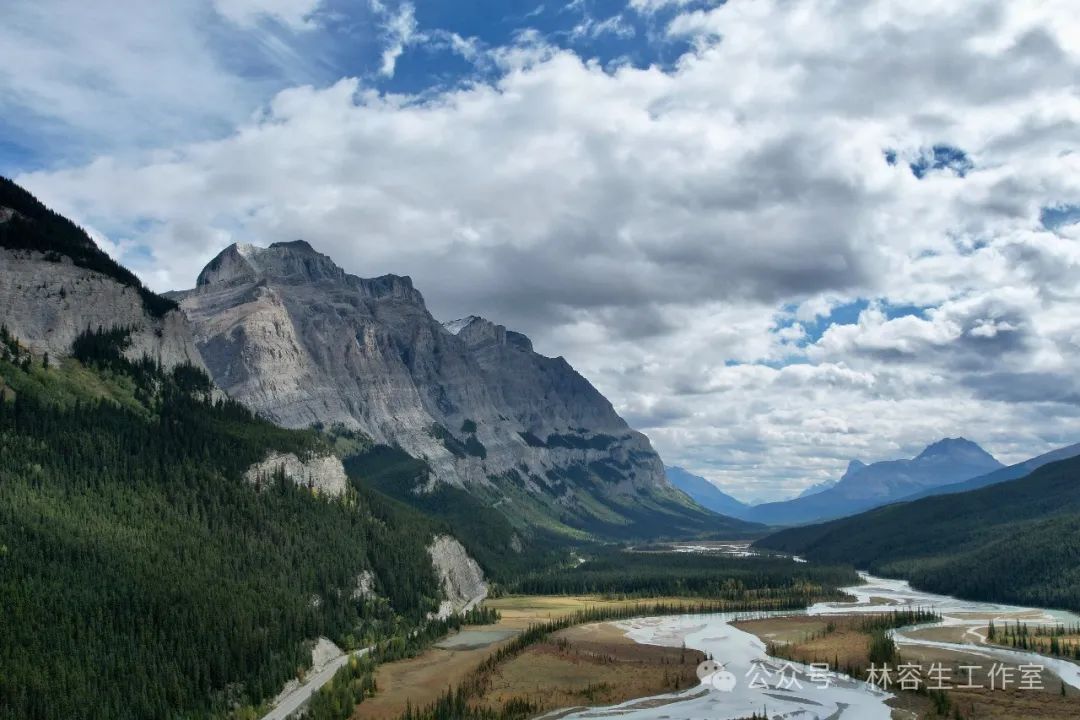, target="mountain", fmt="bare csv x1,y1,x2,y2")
796,462,857,499
0,177,492,719
896,441,1080,502
755,454,1080,611
171,240,751,538
0,177,201,369
745,438,1003,526
665,466,752,519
